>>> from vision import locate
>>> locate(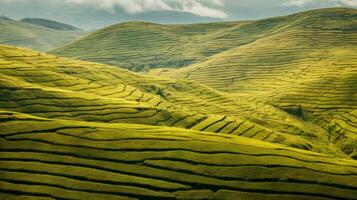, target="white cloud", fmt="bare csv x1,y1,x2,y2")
181,0,228,18
282,0,311,7
282,0,357,7
339,0,357,6
63,0,228,19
